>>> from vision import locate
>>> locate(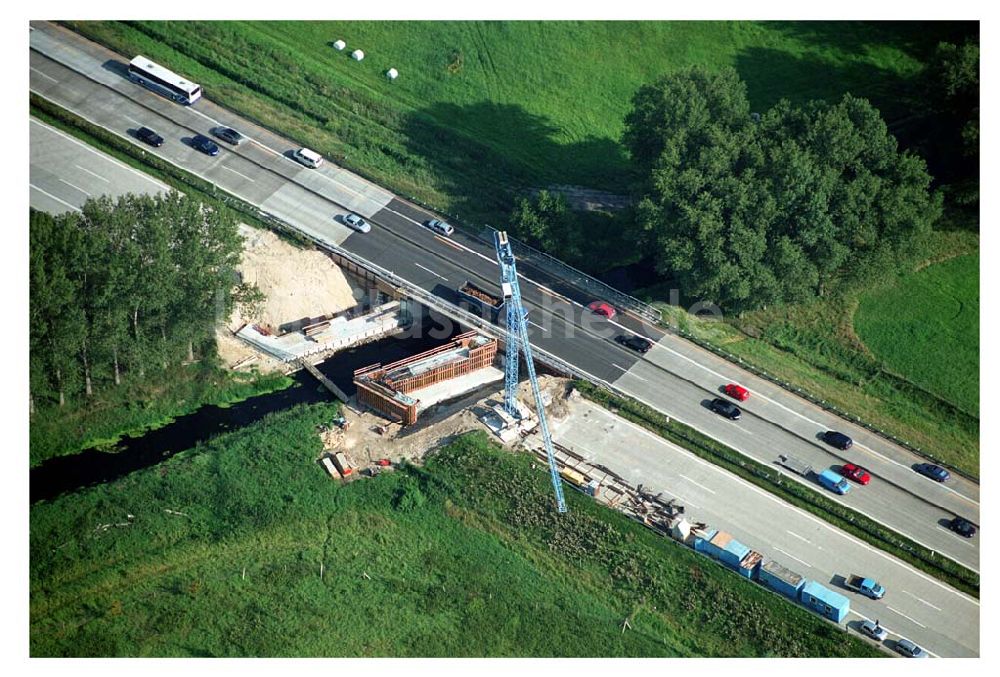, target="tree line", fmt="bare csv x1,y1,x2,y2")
511,43,977,313
30,192,248,410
